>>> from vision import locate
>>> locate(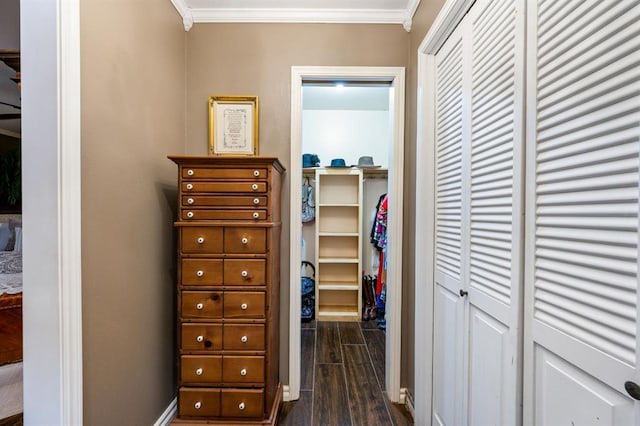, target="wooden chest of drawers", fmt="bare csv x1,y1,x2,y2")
169,156,284,425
